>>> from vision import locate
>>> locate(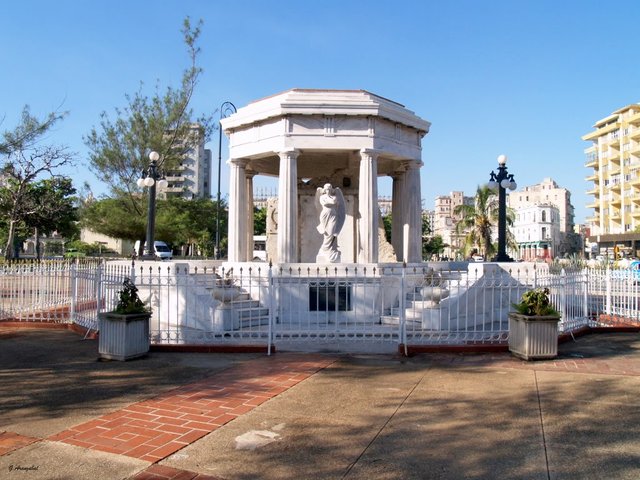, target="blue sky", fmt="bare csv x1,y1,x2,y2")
2,0,639,224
